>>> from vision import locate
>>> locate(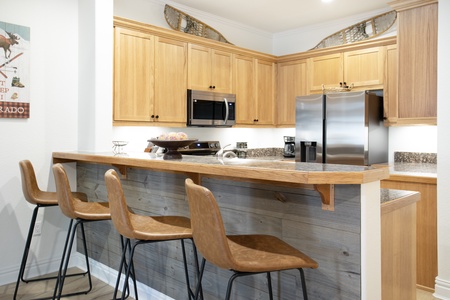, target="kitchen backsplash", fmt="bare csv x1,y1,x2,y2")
245,147,284,158
394,152,437,164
